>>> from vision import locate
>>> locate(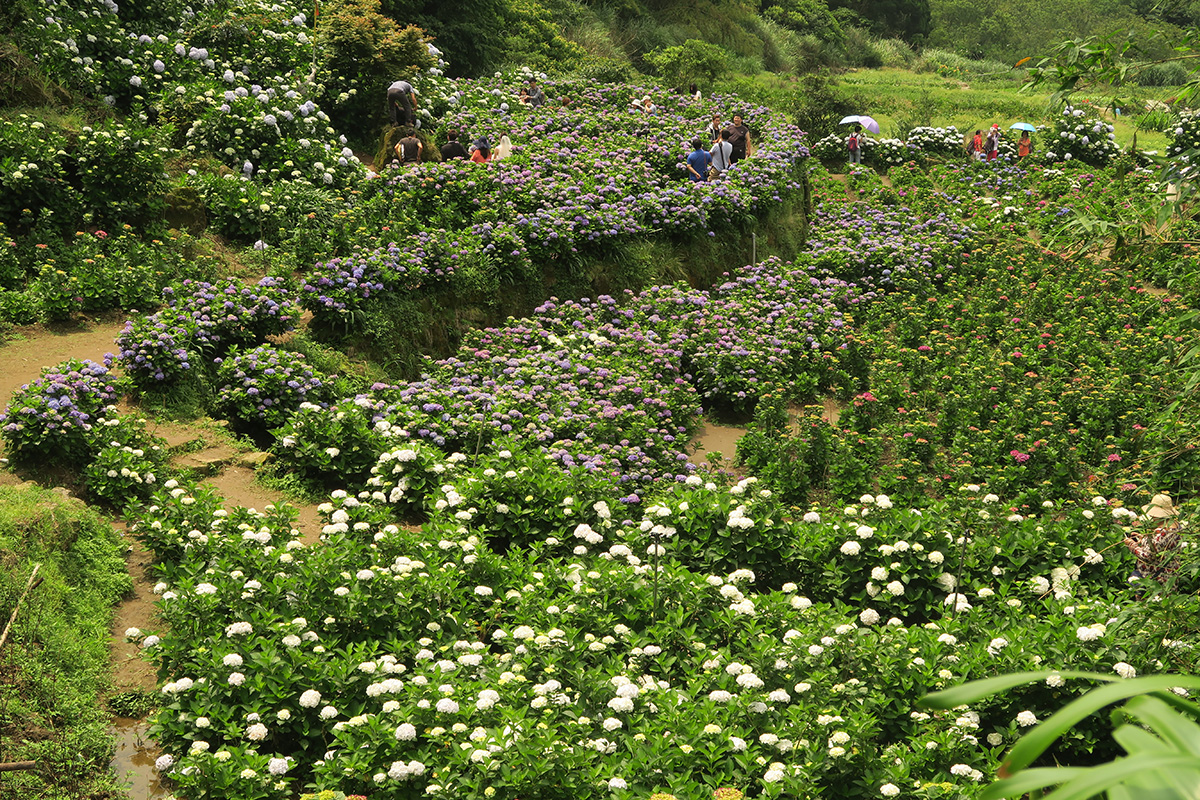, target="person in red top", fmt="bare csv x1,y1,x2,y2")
470,136,492,163
985,124,1001,161
969,130,984,160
